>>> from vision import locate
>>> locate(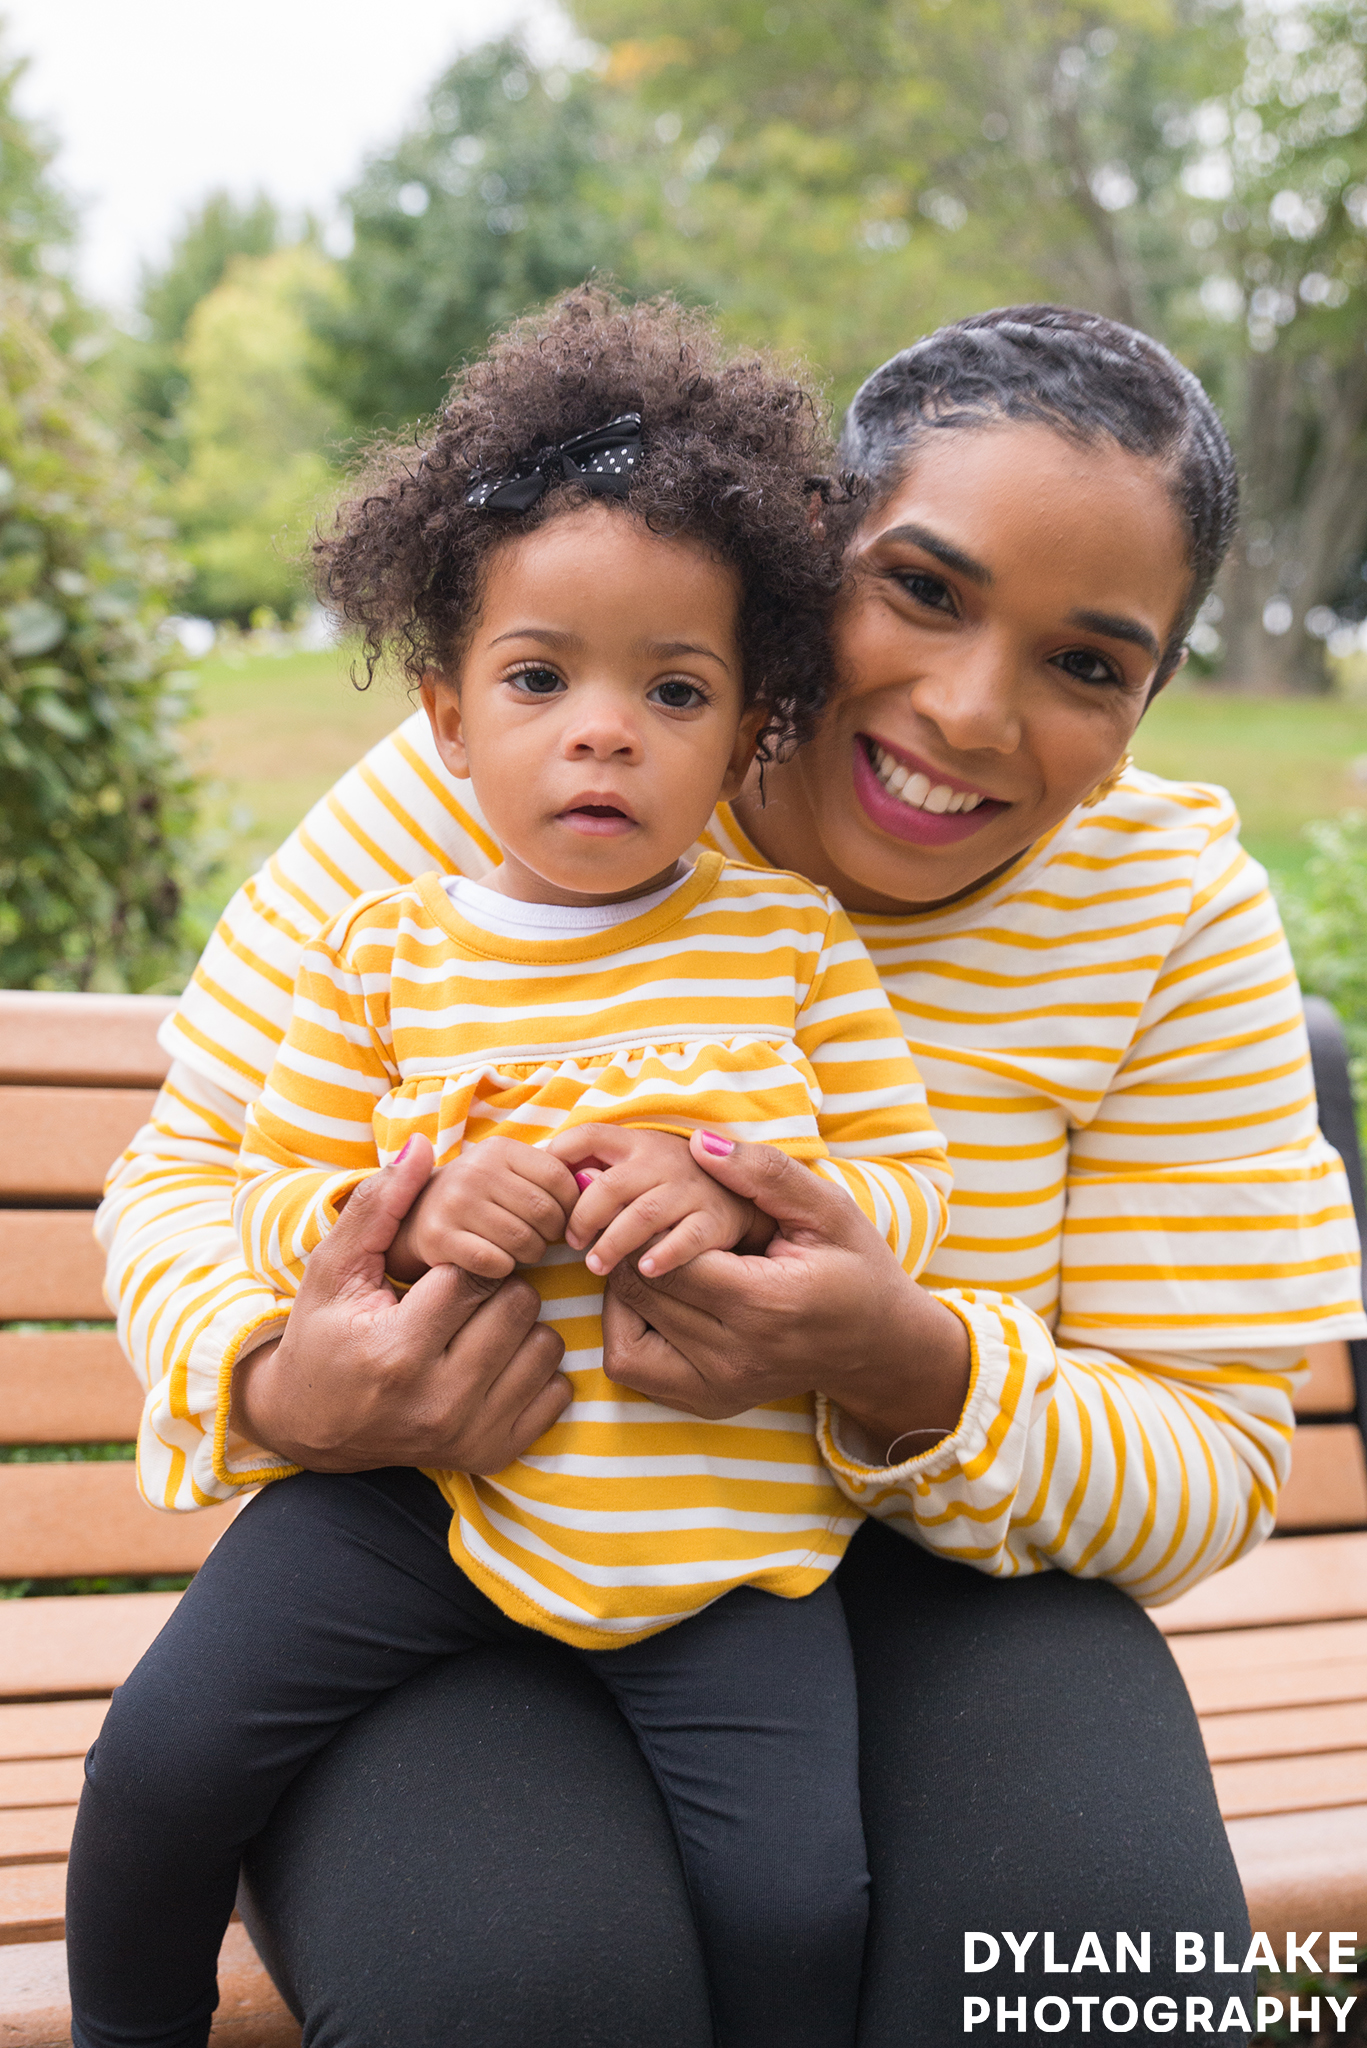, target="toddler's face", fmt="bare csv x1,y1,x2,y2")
423,504,765,905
